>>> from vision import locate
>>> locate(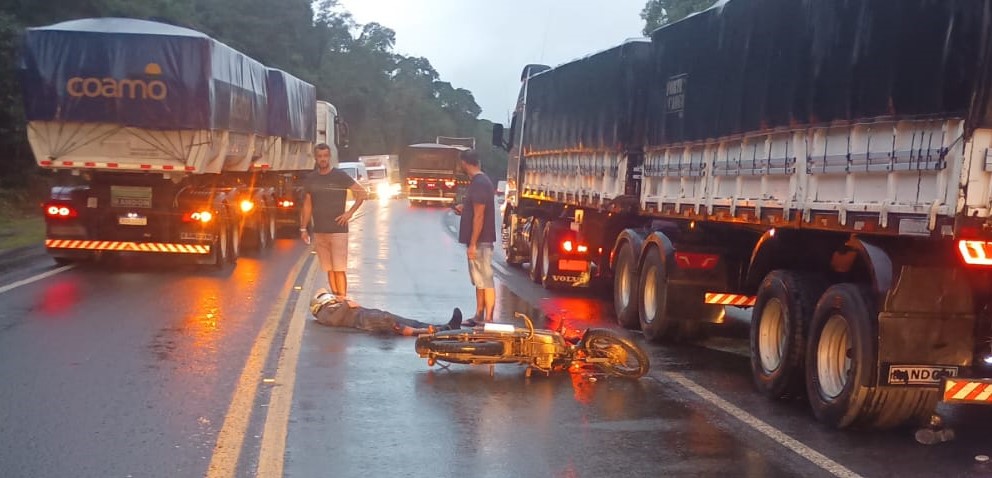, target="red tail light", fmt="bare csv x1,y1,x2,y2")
560,240,589,254
278,199,295,208
674,251,719,270
958,240,992,265
44,203,78,219
182,210,214,223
